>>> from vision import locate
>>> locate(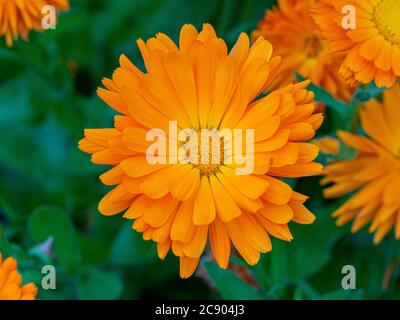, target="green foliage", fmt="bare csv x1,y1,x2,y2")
28,206,81,271
203,261,263,300
0,0,399,300
78,268,123,300
110,224,155,267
